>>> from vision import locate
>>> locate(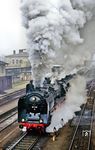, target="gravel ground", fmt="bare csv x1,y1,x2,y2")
43,123,74,150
